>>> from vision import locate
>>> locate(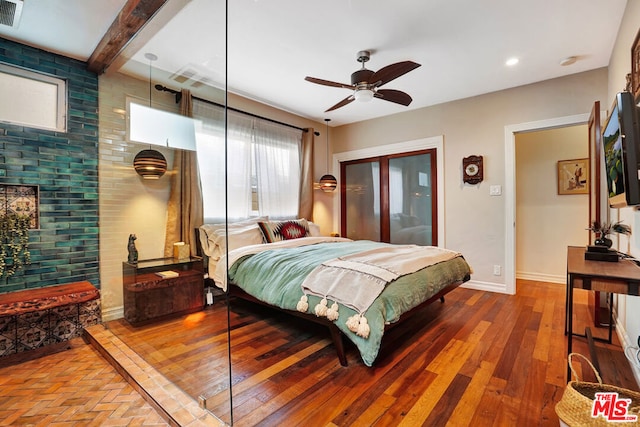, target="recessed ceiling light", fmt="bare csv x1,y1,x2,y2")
560,56,577,66
505,57,519,67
